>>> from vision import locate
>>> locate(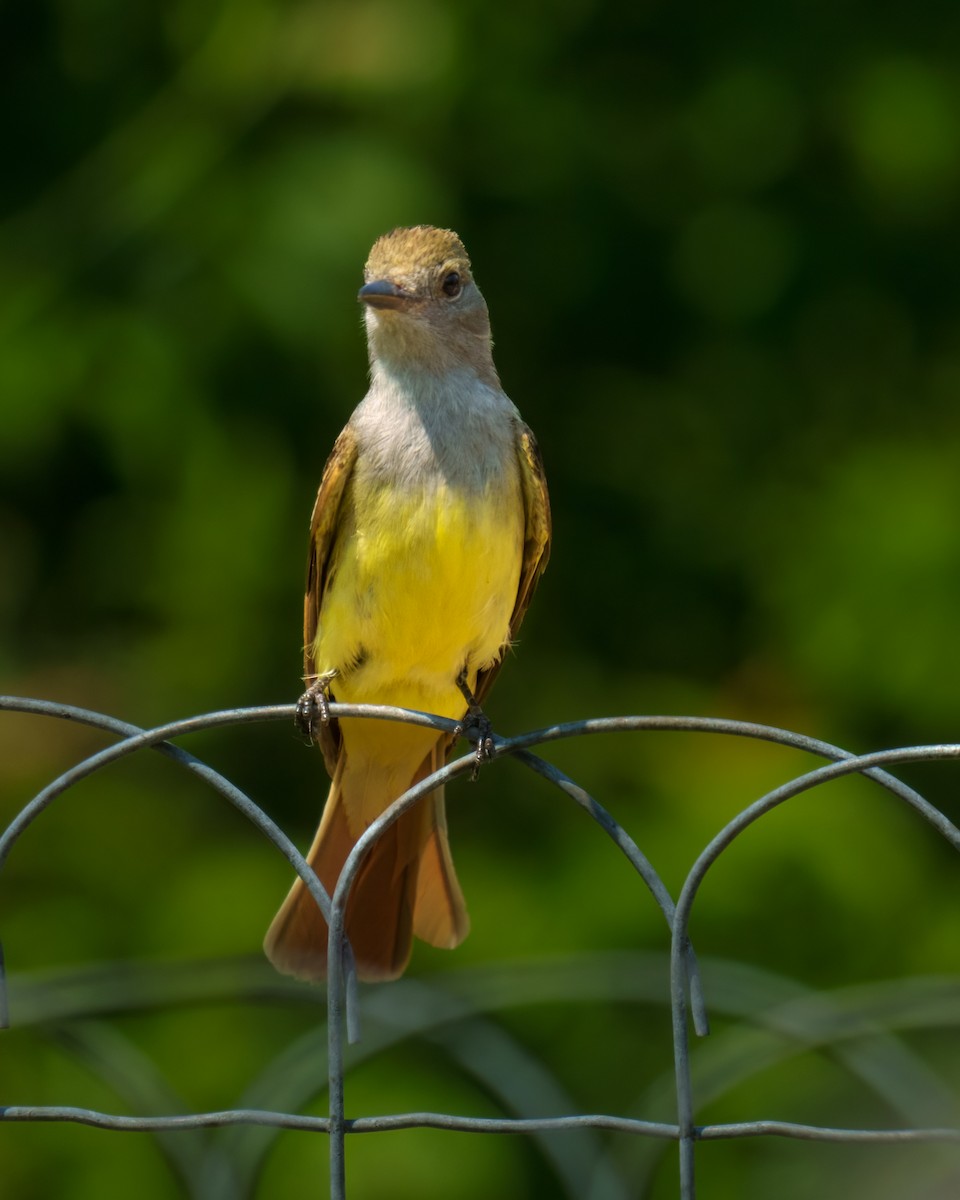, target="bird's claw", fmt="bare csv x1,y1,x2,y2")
454,670,497,780
295,672,337,741
454,706,496,782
